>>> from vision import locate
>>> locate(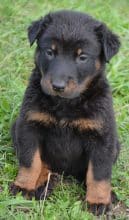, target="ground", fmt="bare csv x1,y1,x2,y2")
0,0,129,219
